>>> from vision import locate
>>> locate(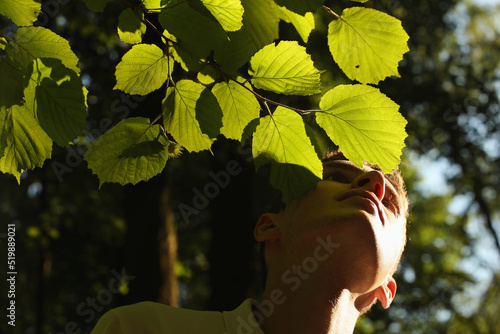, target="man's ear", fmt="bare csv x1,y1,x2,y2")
372,276,397,309
254,213,281,242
